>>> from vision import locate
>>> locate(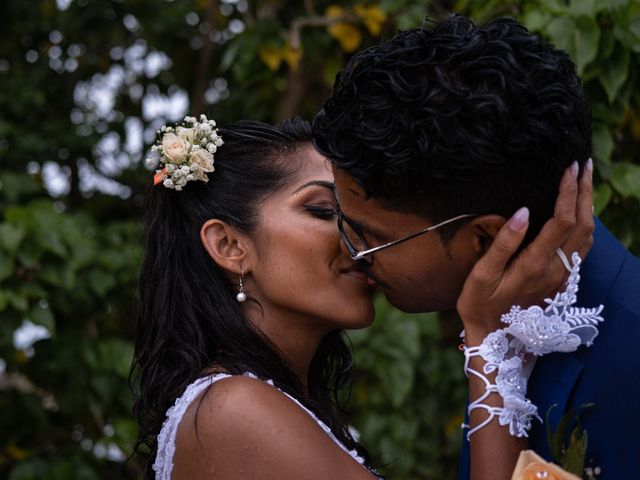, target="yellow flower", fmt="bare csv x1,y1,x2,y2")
354,5,387,36
326,5,362,53
259,45,283,71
